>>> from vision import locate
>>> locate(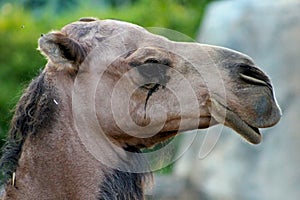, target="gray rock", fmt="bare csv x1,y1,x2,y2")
173,0,300,200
